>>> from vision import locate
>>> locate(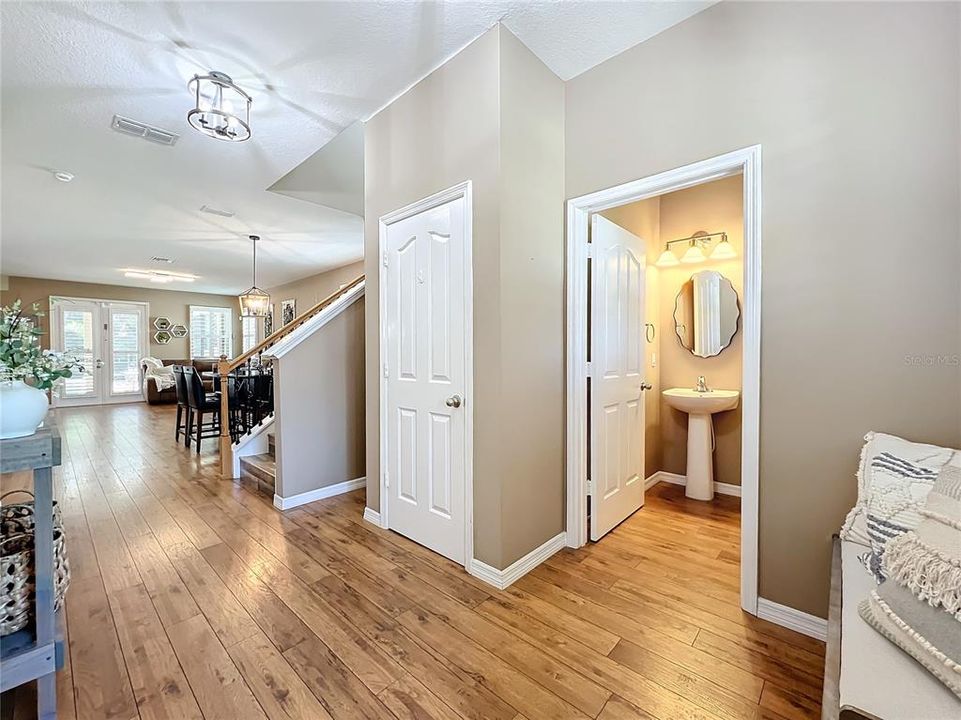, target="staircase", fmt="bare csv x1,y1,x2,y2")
240,432,275,494
218,274,364,479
